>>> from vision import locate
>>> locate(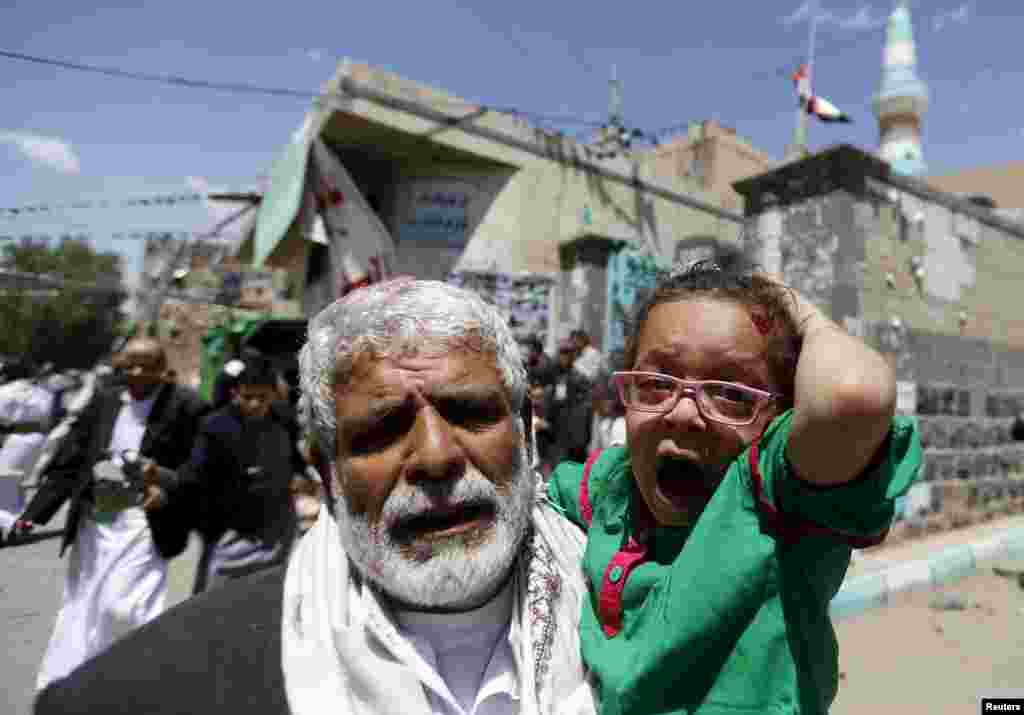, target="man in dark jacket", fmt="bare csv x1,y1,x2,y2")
548,338,594,464
520,334,555,387
163,355,305,593
14,338,208,691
